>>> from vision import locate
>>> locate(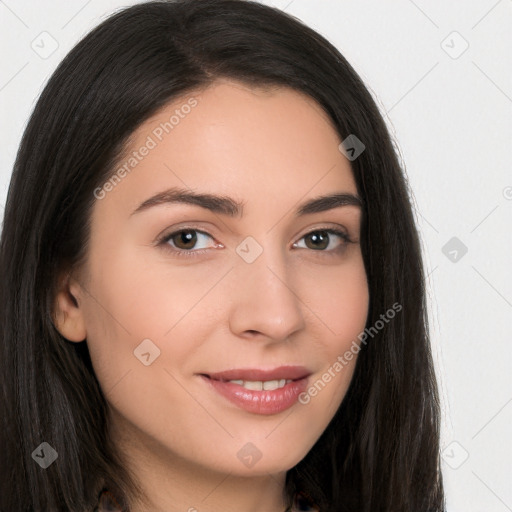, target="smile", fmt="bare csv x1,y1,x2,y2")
199,366,311,415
